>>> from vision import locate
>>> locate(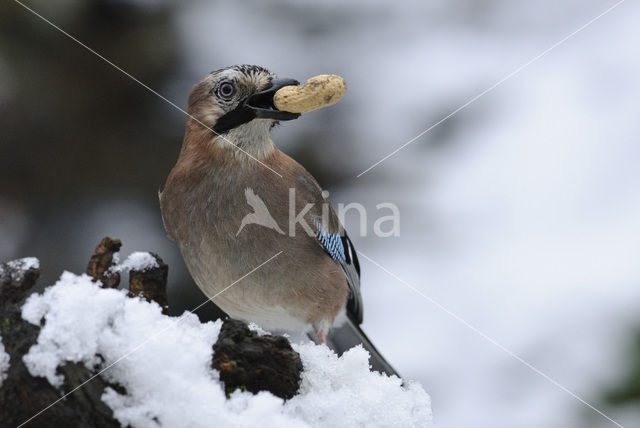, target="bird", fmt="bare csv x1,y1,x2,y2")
159,64,397,376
